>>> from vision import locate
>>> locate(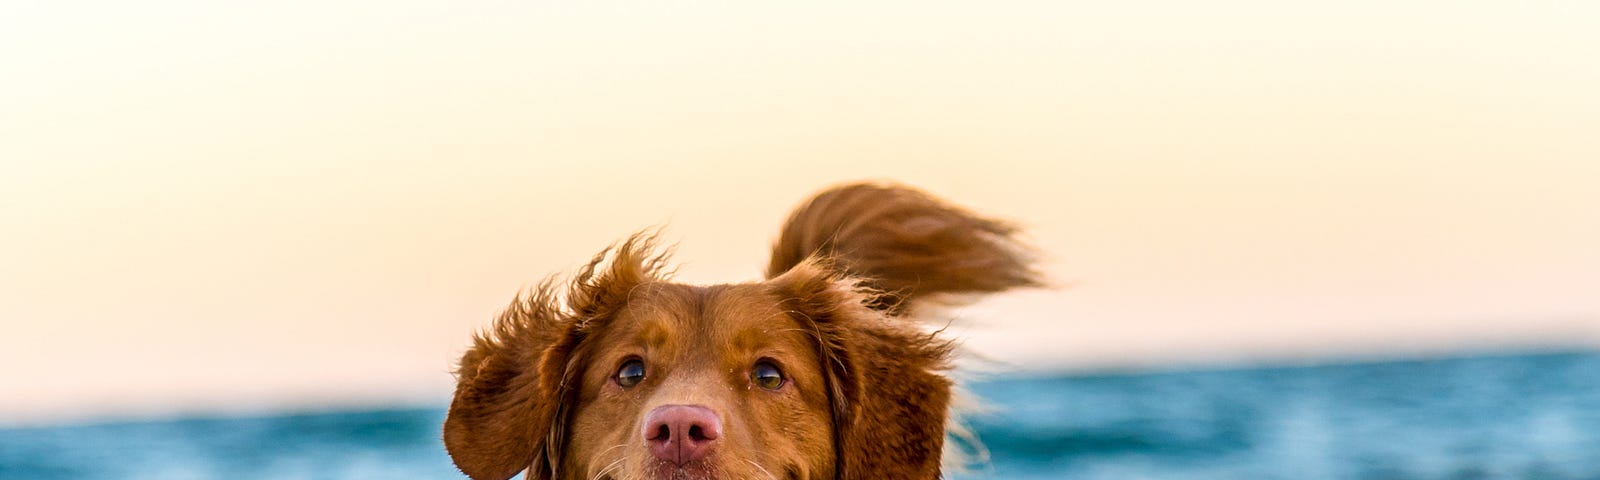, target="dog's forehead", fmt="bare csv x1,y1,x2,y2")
616,282,800,349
